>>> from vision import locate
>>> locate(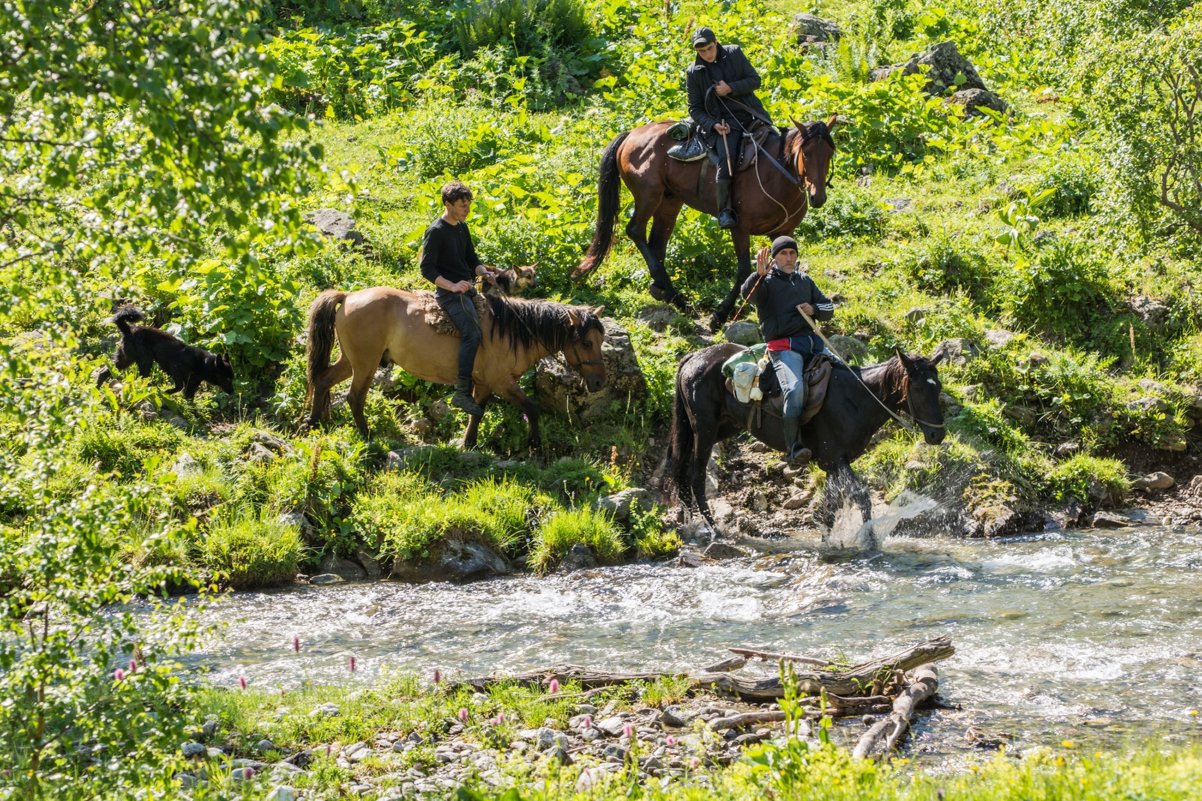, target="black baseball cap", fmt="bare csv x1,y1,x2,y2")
692,27,716,47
